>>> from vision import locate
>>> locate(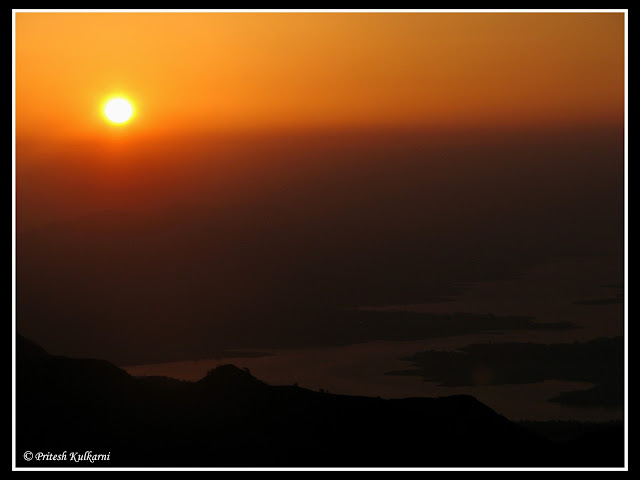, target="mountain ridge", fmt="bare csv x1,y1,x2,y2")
15,334,622,467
